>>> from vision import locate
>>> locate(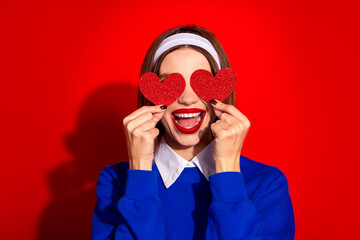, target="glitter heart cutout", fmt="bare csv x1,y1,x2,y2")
190,68,237,102
139,72,186,106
